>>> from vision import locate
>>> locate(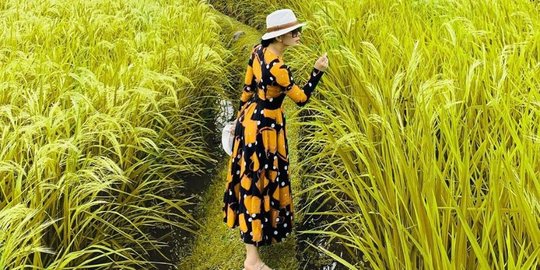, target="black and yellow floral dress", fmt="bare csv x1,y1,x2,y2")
223,44,325,246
